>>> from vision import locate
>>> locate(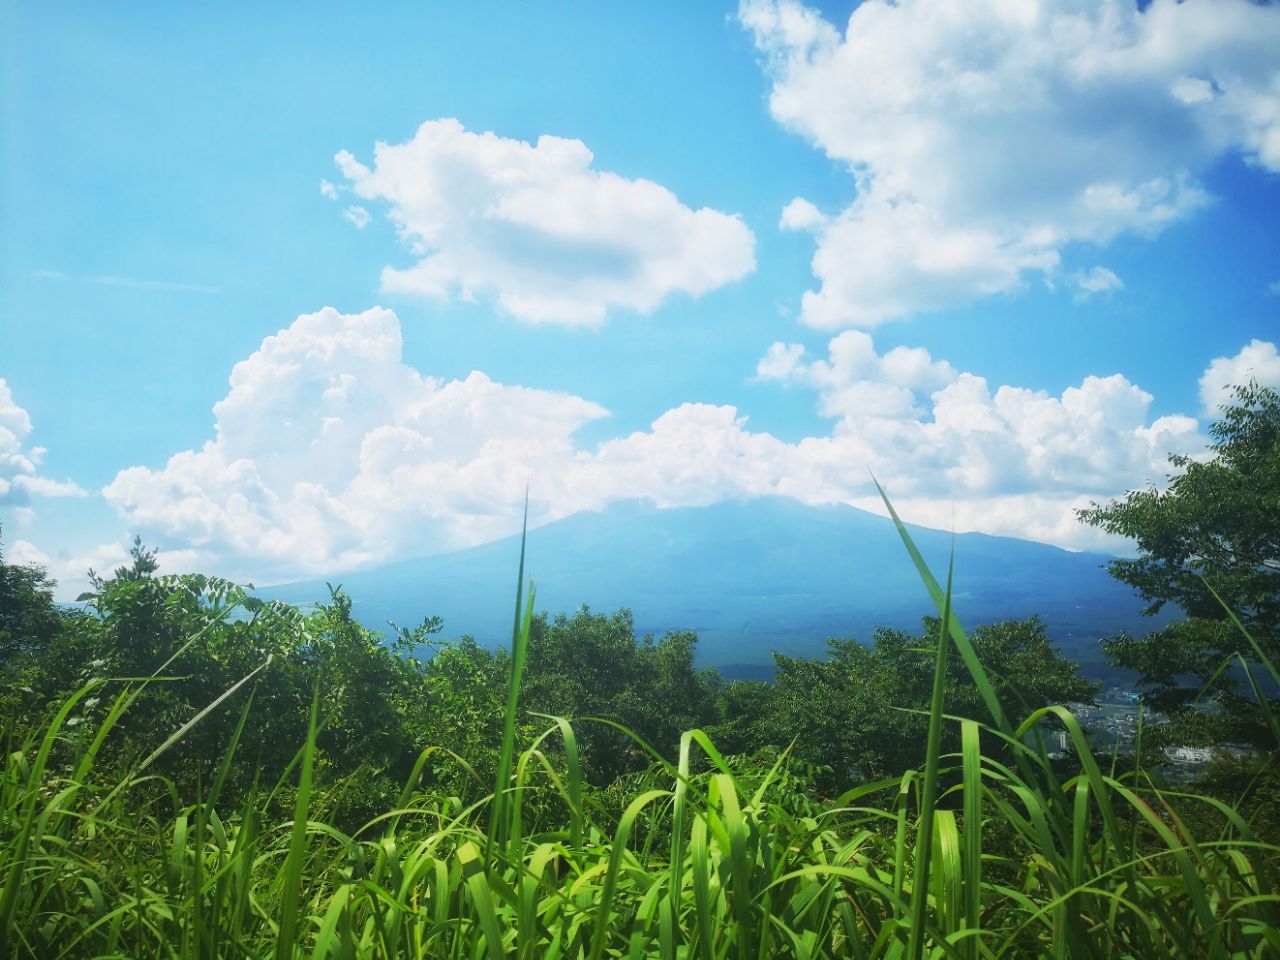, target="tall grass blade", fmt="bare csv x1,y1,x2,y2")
489,489,532,854
275,686,319,960
906,548,954,960
873,477,1013,737
960,719,982,960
